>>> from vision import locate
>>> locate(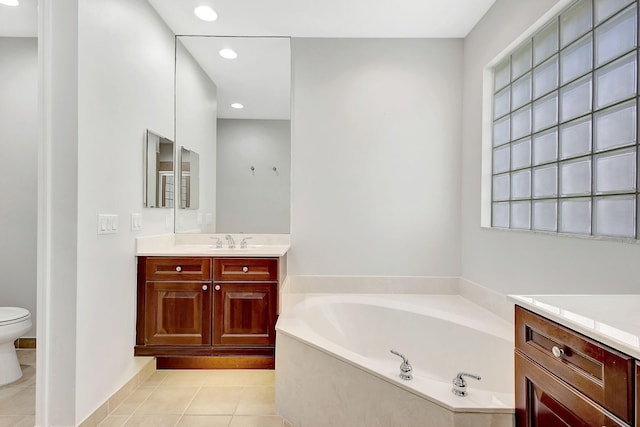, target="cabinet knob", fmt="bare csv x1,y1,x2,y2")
202,285,208,291
551,346,565,358
175,266,182,272
215,285,221,291
242,266,249,273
